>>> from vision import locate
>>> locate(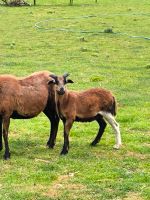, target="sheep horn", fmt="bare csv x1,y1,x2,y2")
49,74,57,80
63,73,70,78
